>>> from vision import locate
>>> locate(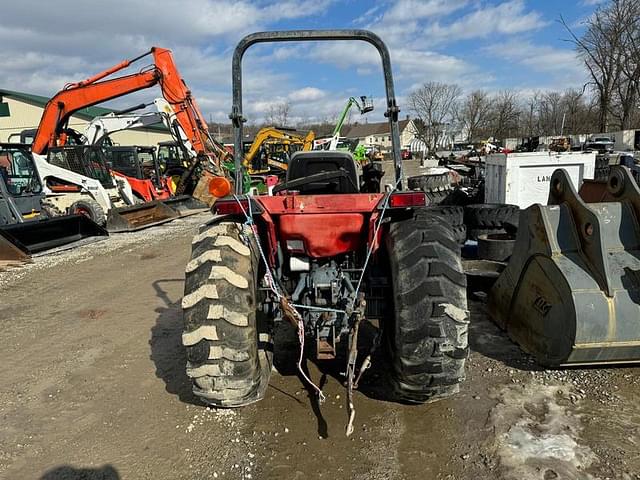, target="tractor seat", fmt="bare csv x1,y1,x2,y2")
286,151,359,194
